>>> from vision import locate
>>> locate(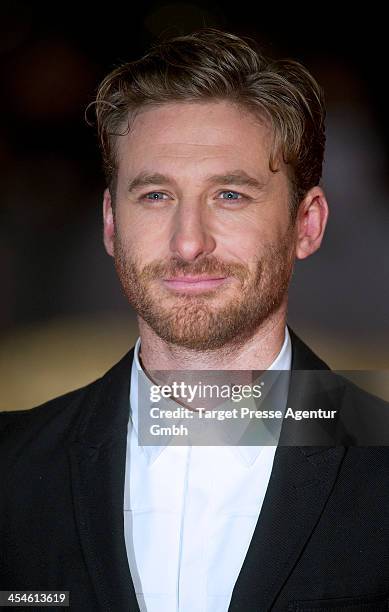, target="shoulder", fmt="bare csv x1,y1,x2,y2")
0,378,102,451
287,326,330,370
337,376,389,444
287,327,389,444
0,347,135,450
